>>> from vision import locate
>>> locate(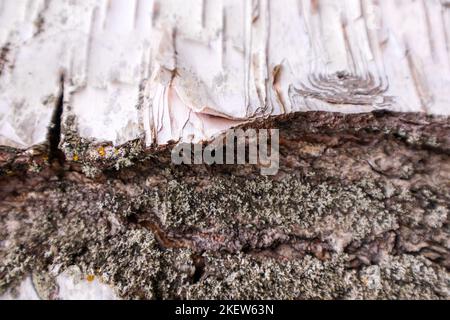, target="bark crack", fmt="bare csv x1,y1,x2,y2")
47,73,65,164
